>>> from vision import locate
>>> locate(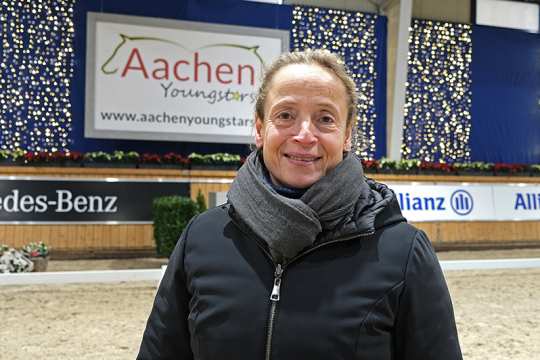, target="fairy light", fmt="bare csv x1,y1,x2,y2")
0,0,75,152
291,6,380,159
402,19,472,163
